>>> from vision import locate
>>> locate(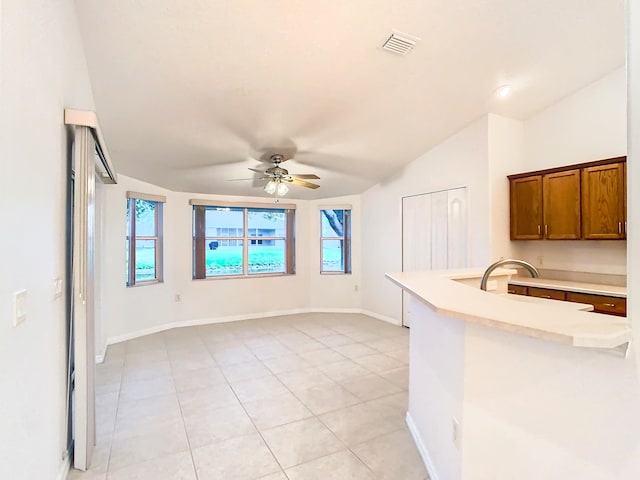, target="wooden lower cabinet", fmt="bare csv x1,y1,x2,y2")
507,284,626,317
507,284,528,296
565,292,627,316
528,287,567,301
